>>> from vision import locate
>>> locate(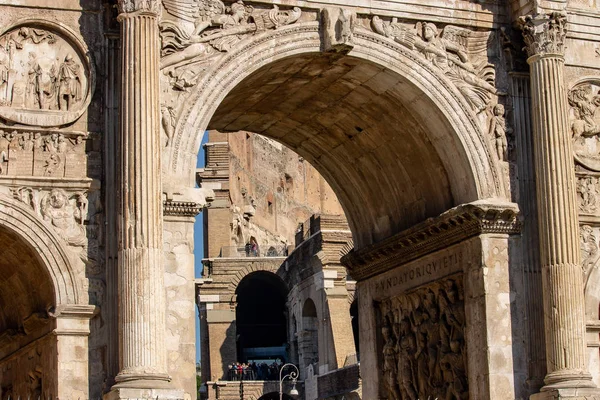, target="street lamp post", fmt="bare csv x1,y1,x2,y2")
279,363,299,400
